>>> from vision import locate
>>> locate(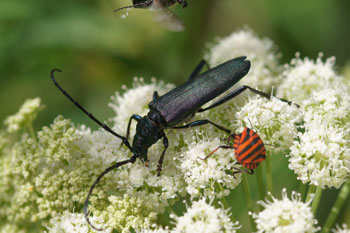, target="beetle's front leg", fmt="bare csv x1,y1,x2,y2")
120,114,142,147
157,134,169,176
